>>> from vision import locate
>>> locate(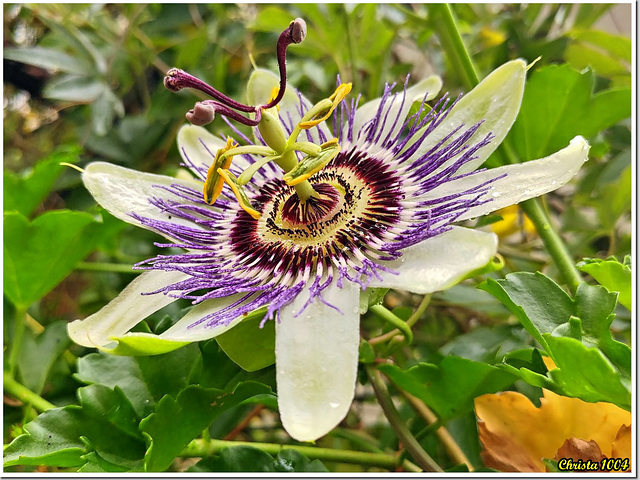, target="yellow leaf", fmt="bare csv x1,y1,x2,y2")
475,389,631,472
